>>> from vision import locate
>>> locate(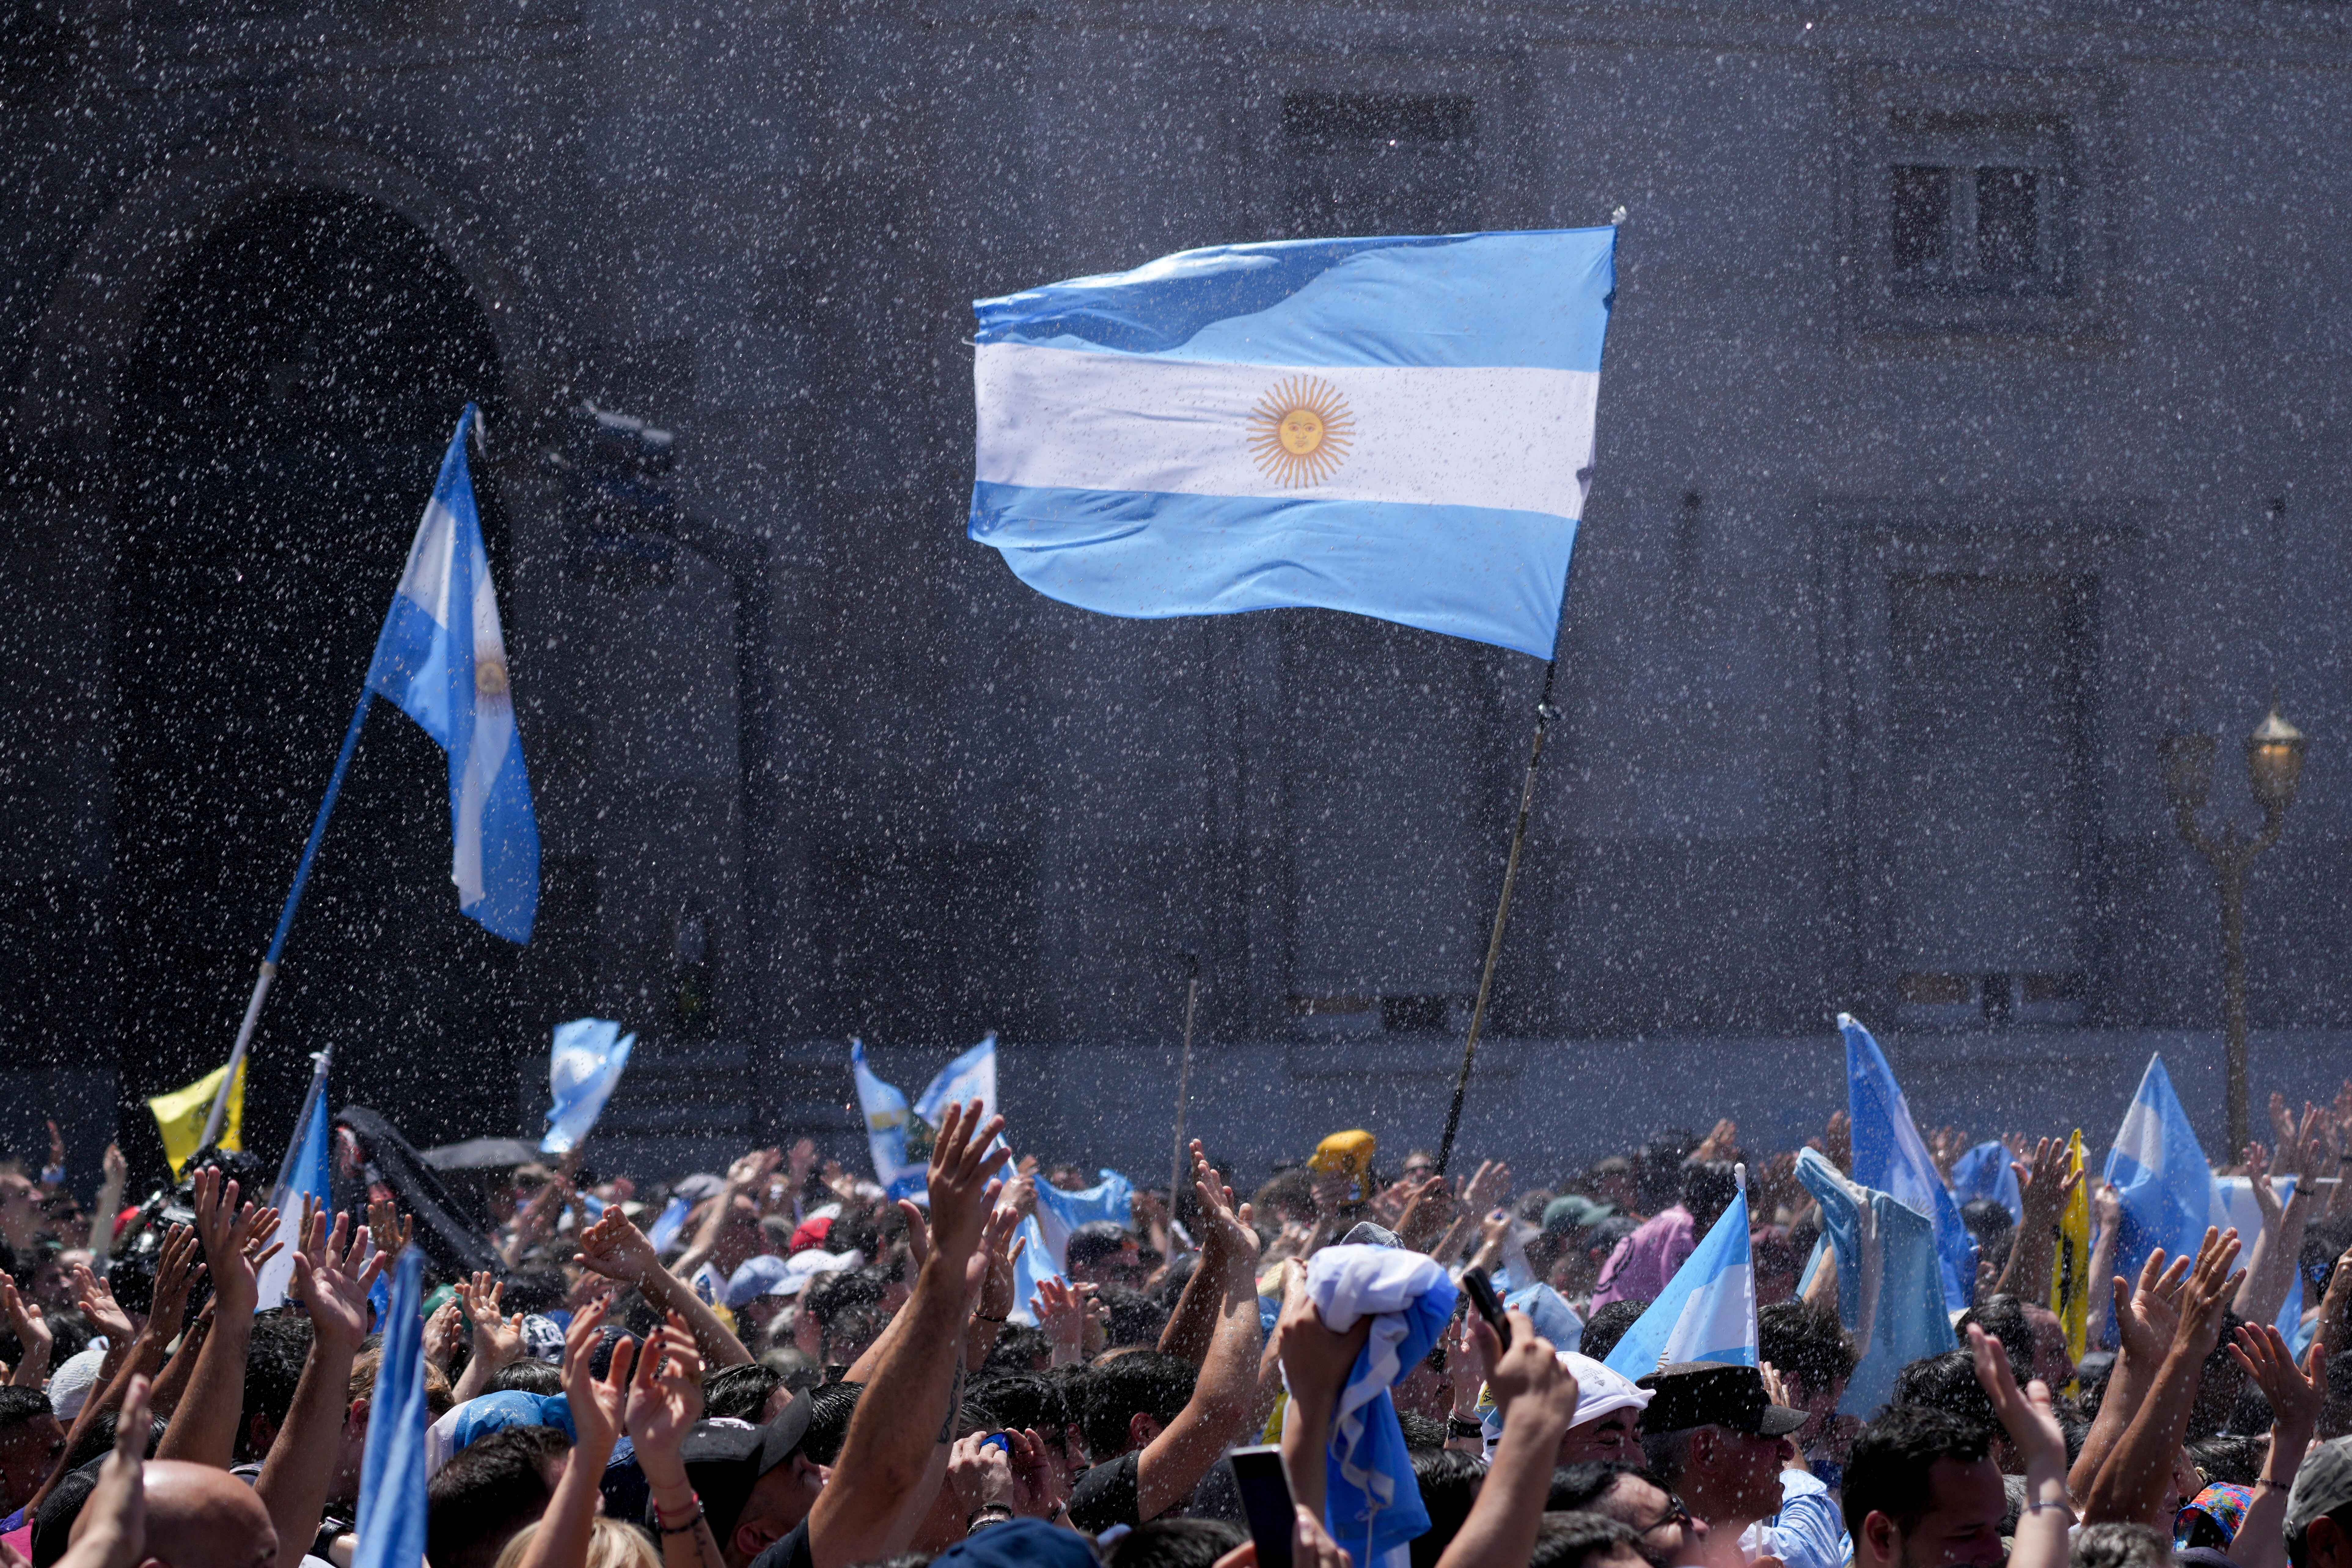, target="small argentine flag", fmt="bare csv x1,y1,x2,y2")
364,406,540,943
1602,1183,1757,1379
2103,1053,2230,1292
970,229,1616,660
